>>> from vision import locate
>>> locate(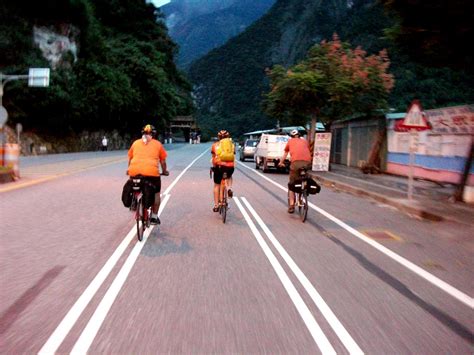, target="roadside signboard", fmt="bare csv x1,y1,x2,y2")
400,100,431,200
312,132,332,171
28,68,50,87
400,100,430,130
